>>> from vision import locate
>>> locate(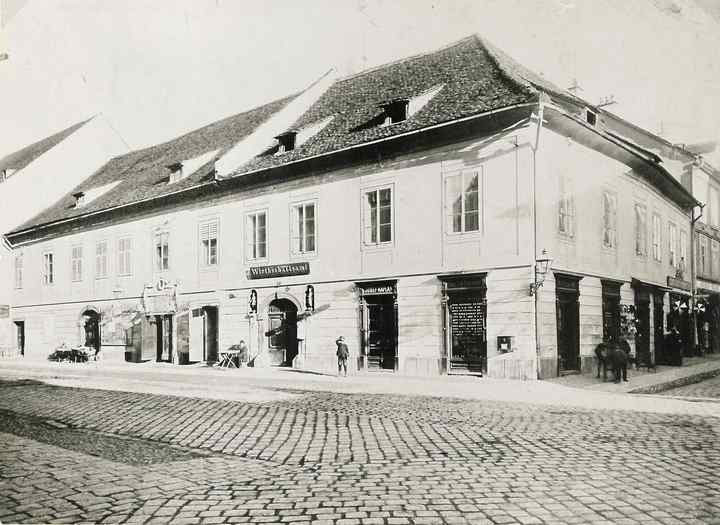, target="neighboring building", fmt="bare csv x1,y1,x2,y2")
0,116,129,355
3,36,699,379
